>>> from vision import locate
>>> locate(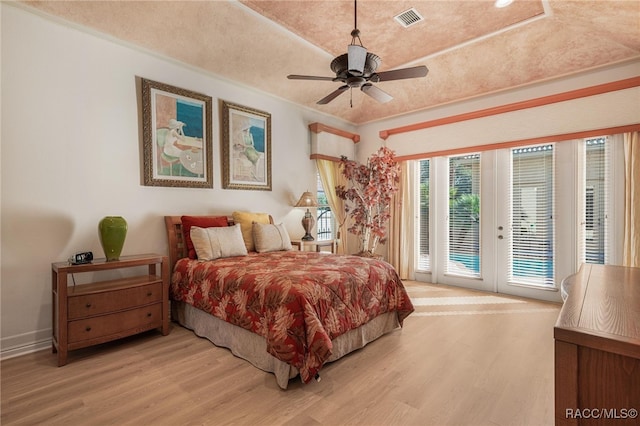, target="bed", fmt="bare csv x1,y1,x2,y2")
165,215,414,389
